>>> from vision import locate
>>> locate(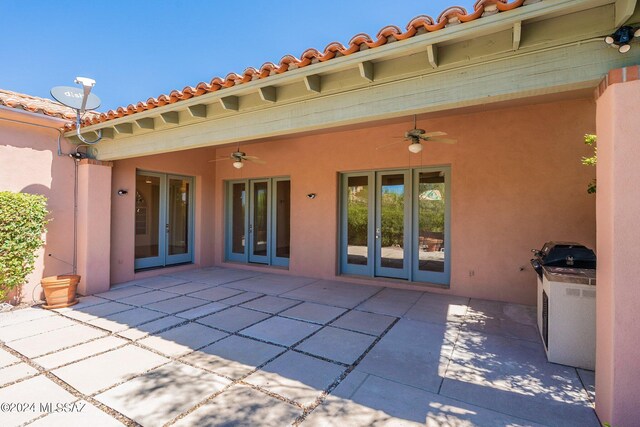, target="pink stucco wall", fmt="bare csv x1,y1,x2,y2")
110,147,217,284
0,107,76,303
207,97,597,305
76,160,113,295
595,79,640,426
